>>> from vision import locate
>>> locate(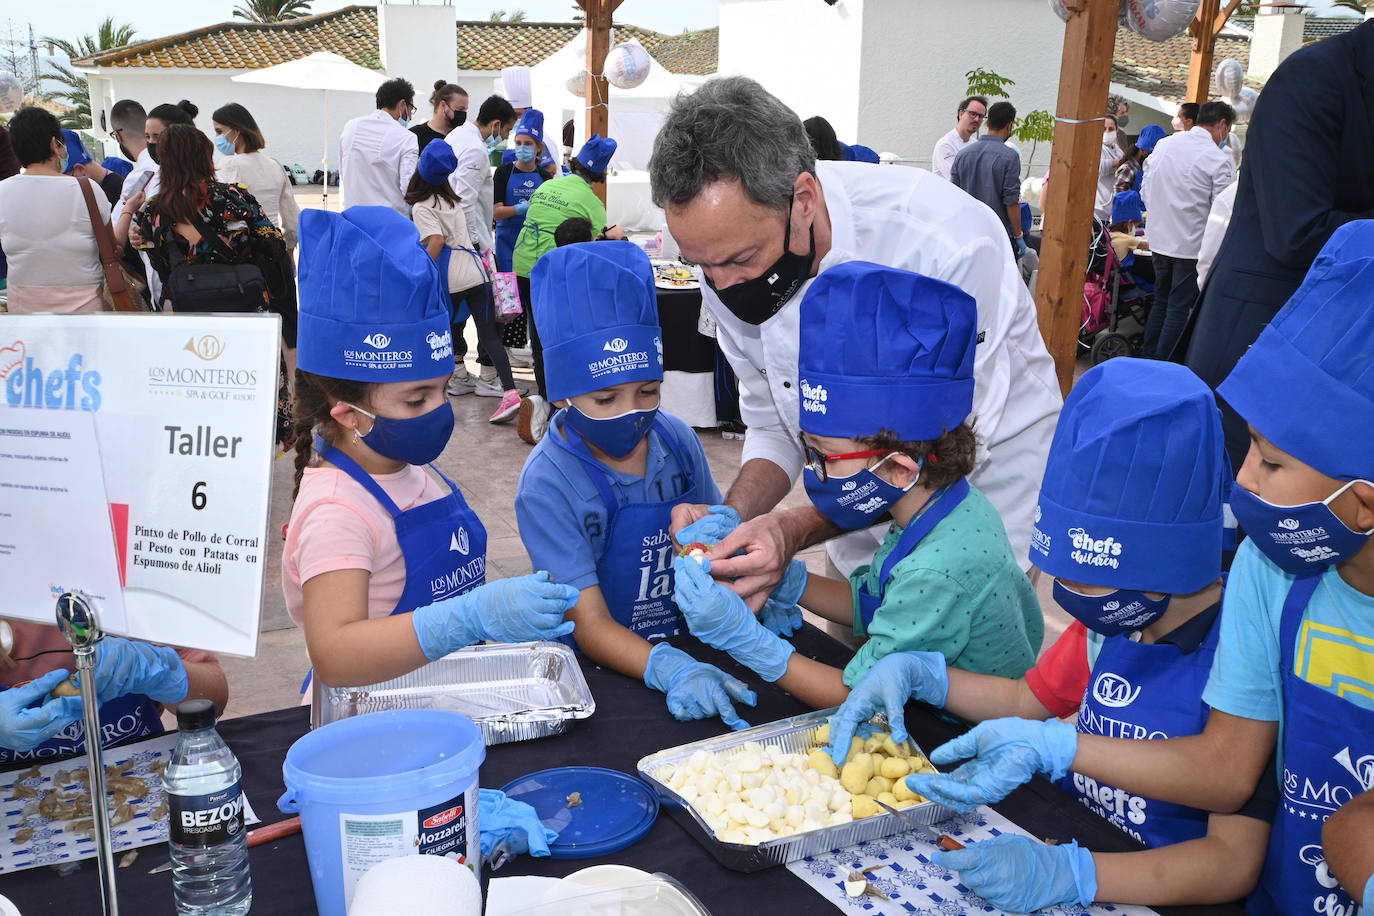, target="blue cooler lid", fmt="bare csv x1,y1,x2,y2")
500,766,658,859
